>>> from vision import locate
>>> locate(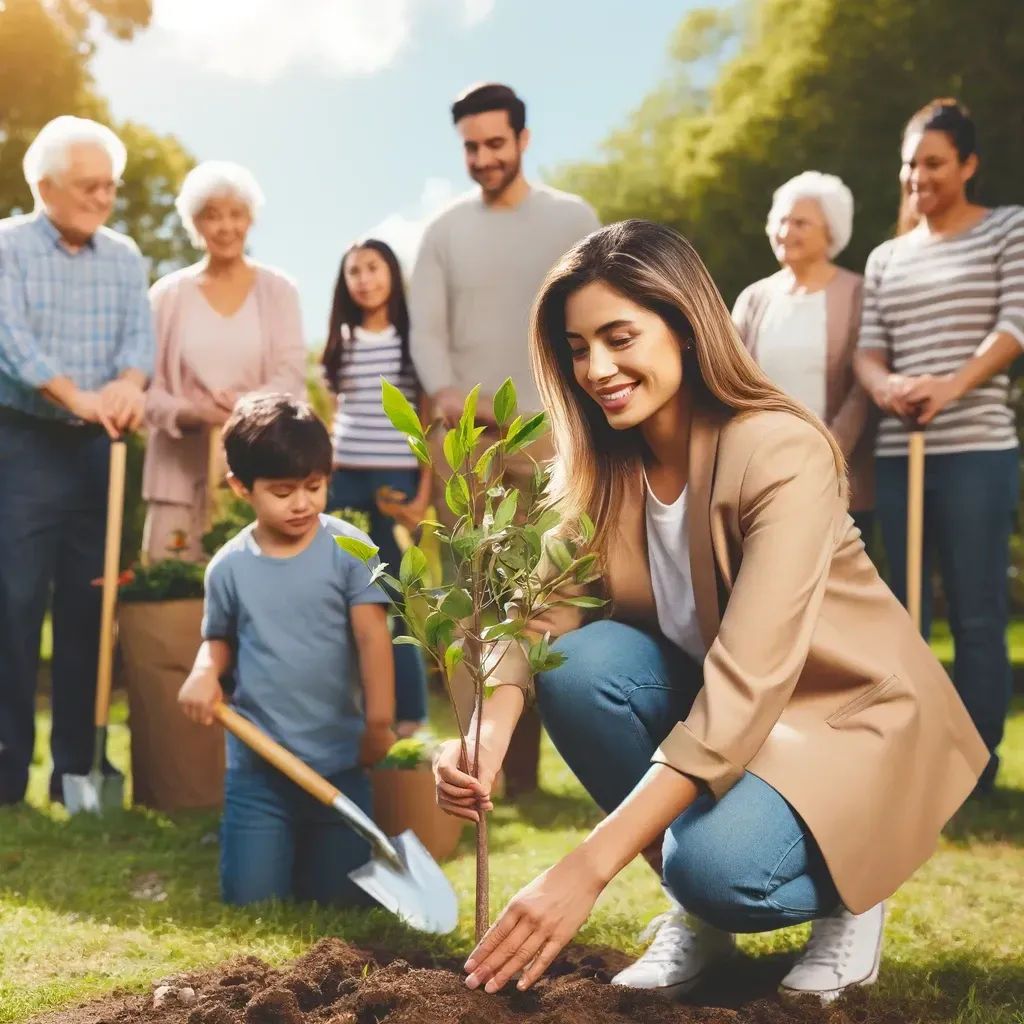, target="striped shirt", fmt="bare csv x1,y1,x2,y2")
858,206,1024,456
0,211,156,420
330,325,421,469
